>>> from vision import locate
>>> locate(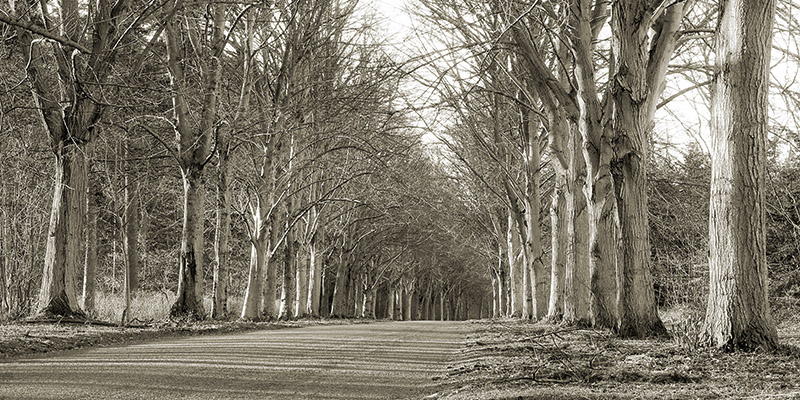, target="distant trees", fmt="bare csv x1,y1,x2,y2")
415,0,685,337
0,0,484,323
